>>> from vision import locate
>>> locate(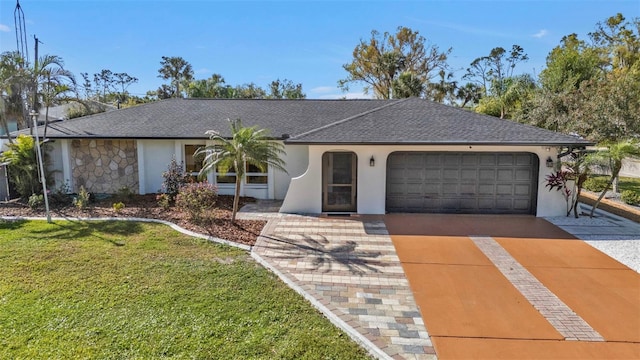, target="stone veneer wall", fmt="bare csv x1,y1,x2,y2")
70,139,138,193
